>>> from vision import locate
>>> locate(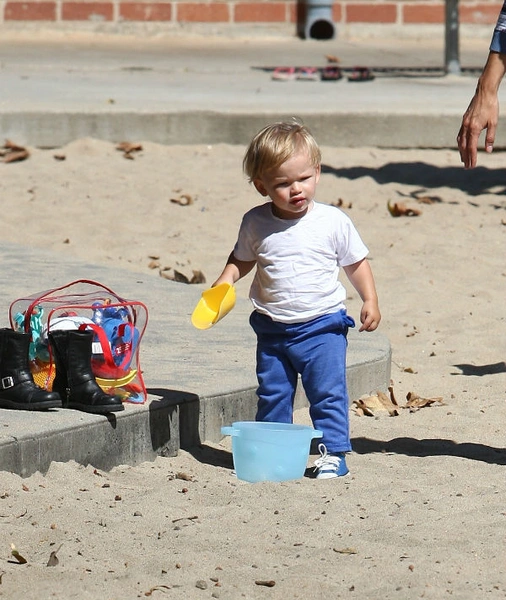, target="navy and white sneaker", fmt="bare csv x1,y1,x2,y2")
314,444,349,479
